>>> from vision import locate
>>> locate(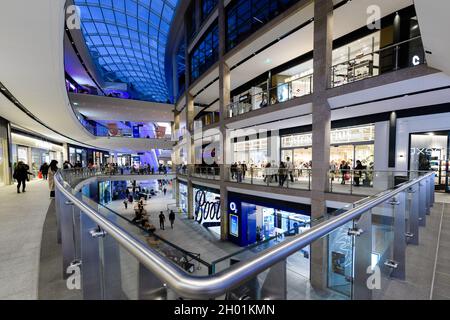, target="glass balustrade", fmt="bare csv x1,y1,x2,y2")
331,36,425,88
55,168,435,300
226,74,313,118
